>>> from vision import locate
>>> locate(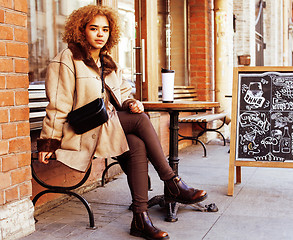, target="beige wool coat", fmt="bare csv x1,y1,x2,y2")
38,44,134,172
